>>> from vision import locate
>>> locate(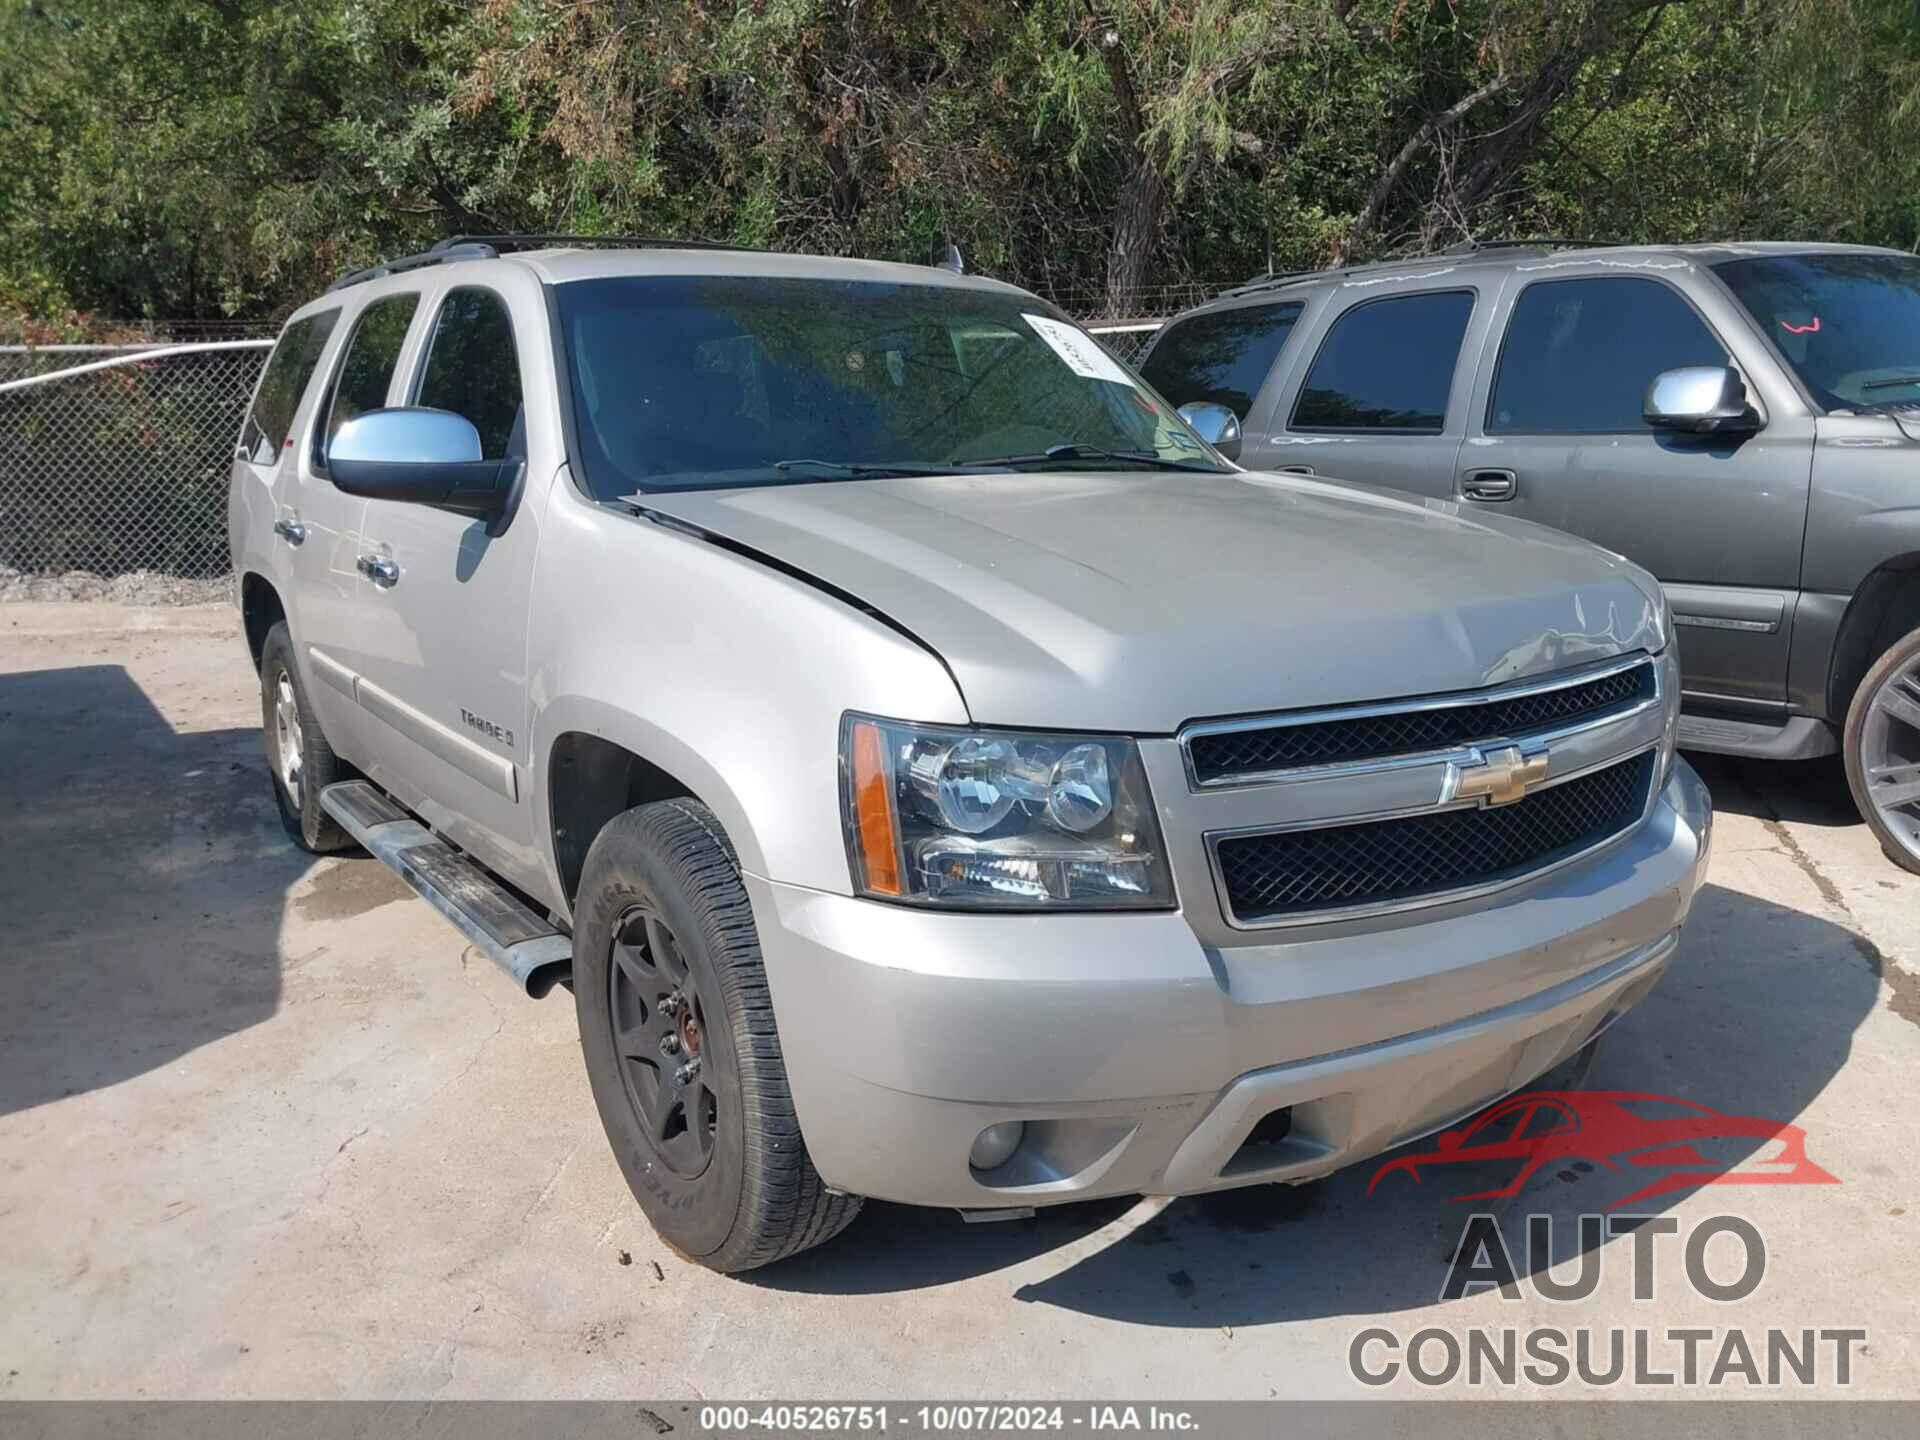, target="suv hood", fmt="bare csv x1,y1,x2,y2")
641,471,1665,733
